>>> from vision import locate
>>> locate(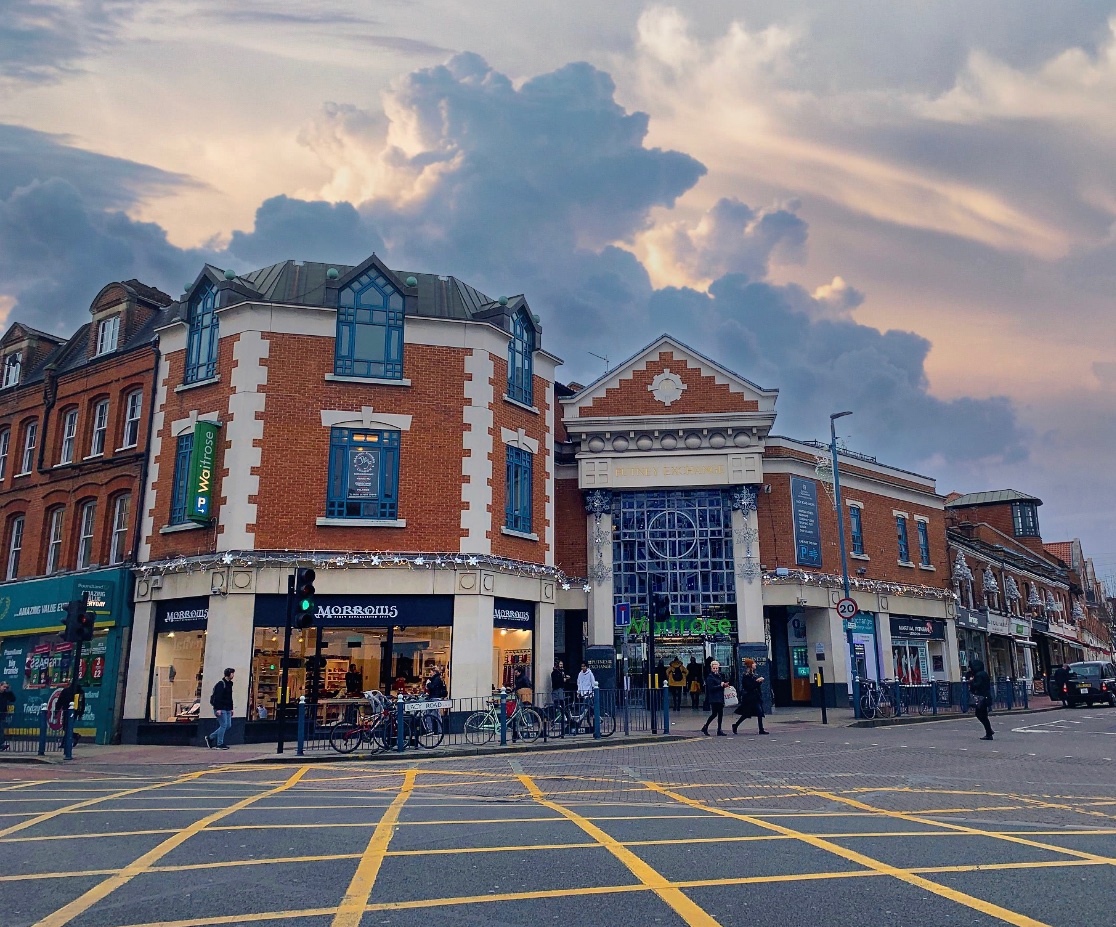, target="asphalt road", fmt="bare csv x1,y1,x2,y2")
0,706,1113,927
